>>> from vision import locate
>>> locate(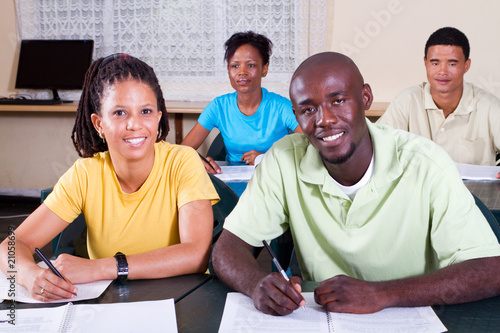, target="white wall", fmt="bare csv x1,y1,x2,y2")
330,0,500,102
